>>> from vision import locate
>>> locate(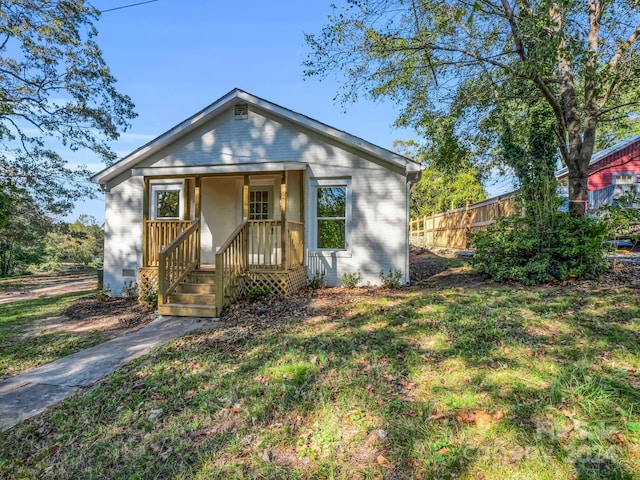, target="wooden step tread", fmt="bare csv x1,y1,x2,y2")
158,303,218,318
176,283,215,294
168,292,216,305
